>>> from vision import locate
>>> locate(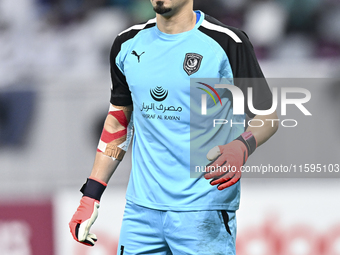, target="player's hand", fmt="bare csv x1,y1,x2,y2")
69,196,100,246
204,132,257,190
69,177,107,246
204,140,247,190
